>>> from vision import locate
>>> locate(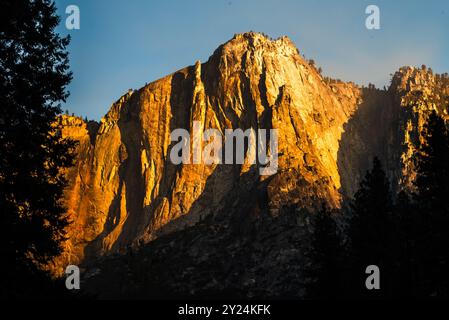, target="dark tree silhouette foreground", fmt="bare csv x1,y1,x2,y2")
0,0,74,298
413,110,449,297
305,204,343,299
347,157,393,298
